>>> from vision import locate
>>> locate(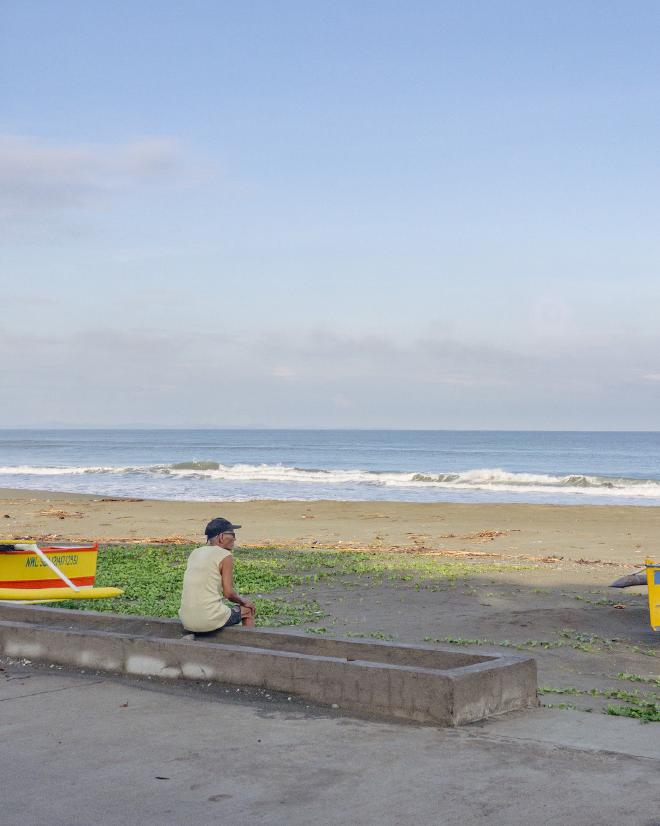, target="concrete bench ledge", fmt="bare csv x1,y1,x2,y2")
0,605,538,725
